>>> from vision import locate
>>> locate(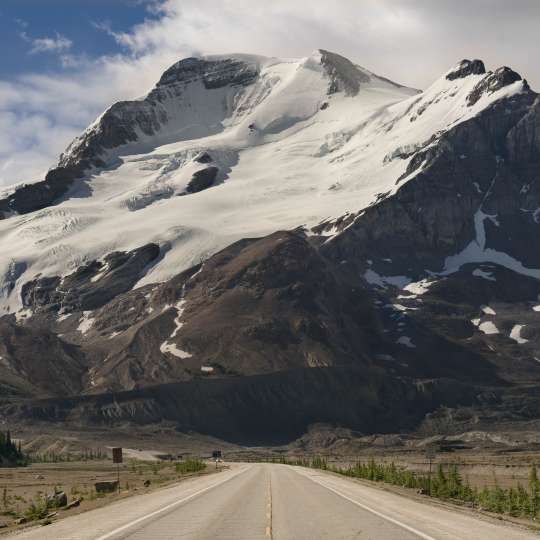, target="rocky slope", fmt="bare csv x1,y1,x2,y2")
1,52,540,443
